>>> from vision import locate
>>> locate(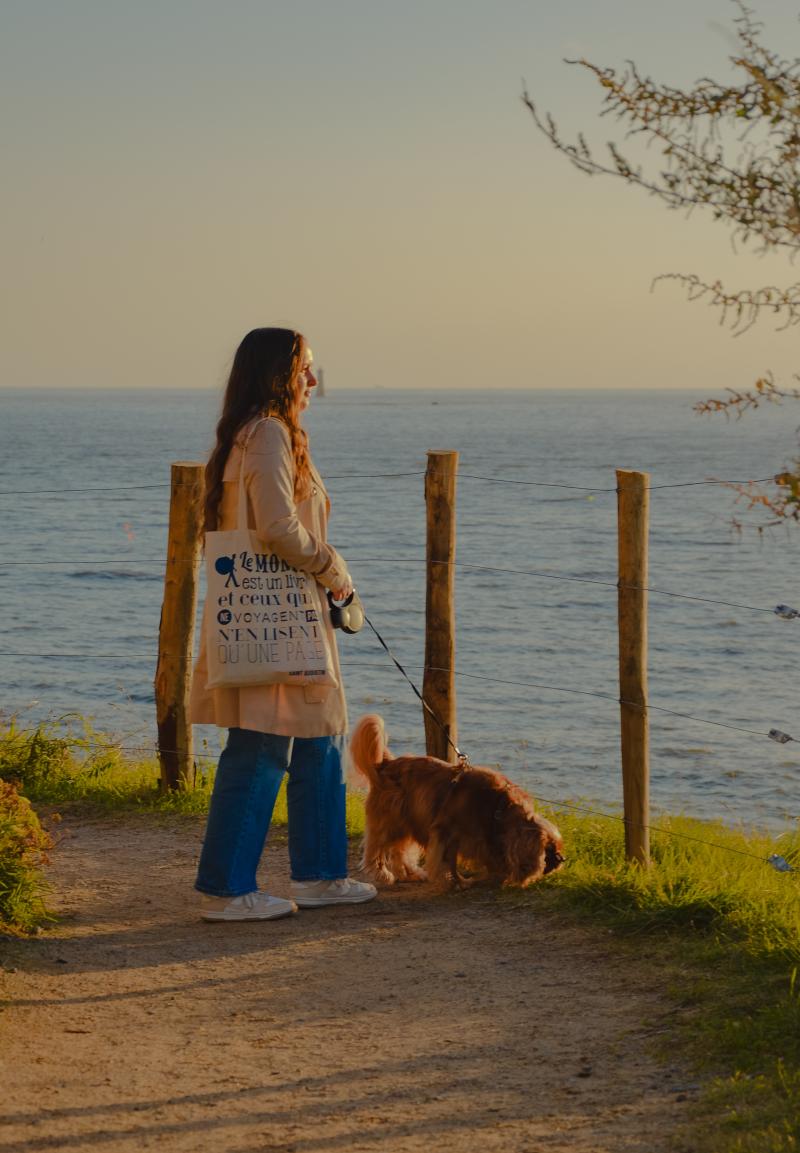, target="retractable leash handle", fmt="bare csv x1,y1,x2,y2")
327,588,365,634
